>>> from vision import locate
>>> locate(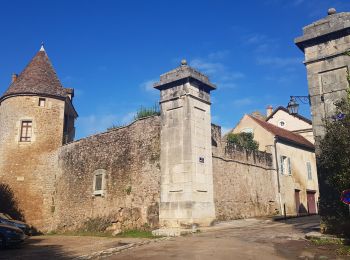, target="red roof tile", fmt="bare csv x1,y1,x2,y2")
1,48,67,101
249,115,314,150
